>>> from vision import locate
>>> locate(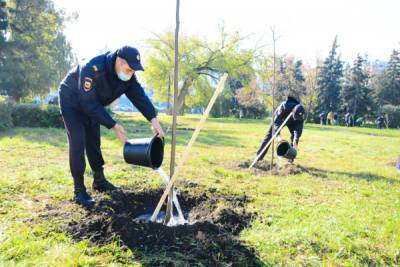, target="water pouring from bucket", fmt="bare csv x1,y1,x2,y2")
155,167,186,225
123,135,187,226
